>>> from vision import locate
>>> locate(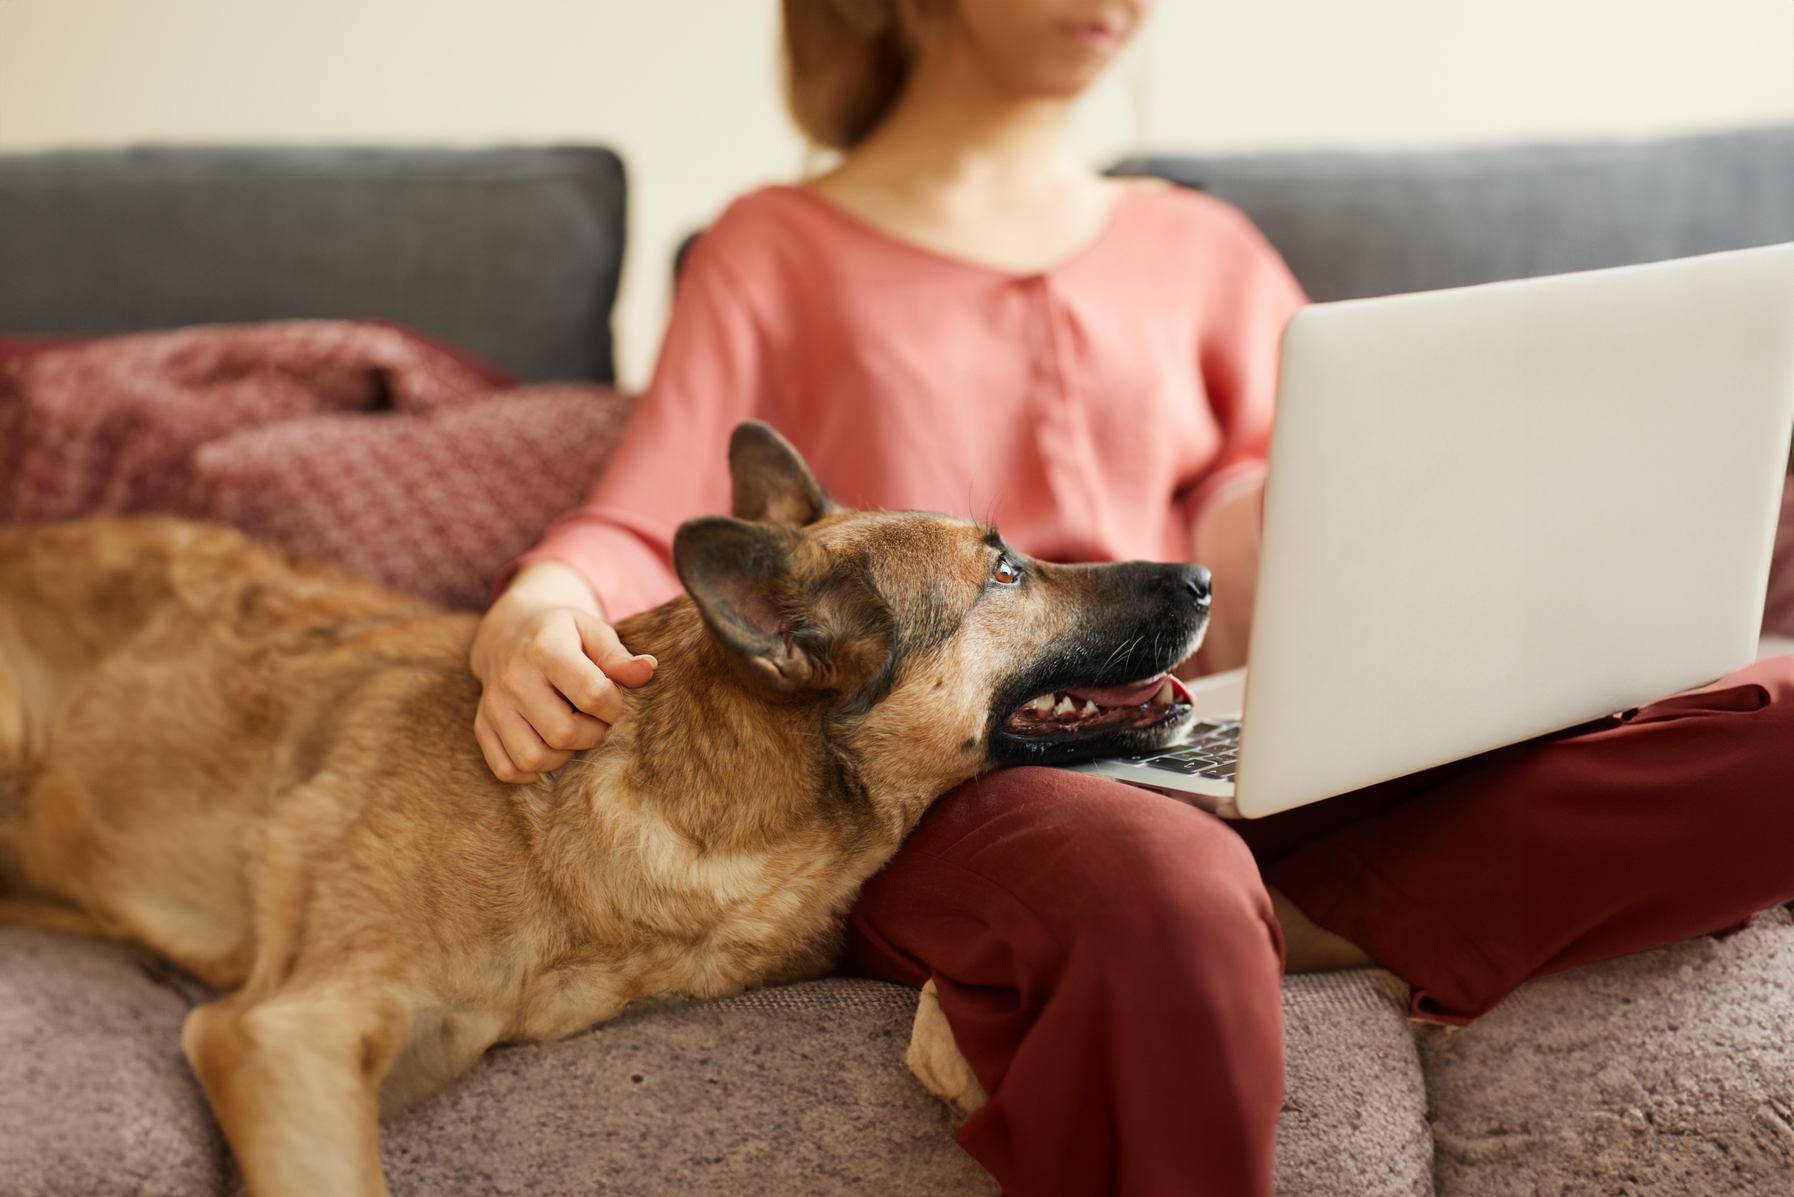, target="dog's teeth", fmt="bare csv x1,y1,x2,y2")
1028,694,1055,712
1053,696,1077,716
1080,700,1099,716
1153,680,1174,705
